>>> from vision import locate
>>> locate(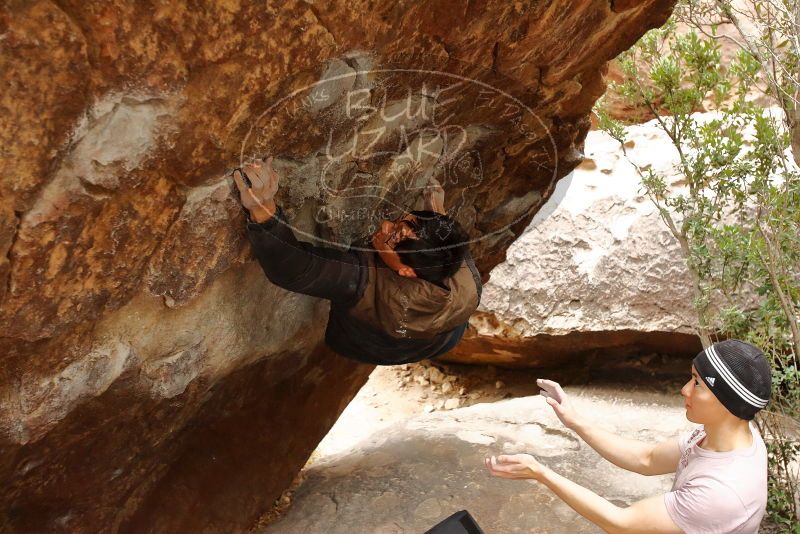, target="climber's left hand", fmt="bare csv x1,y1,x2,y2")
485,453,545,481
